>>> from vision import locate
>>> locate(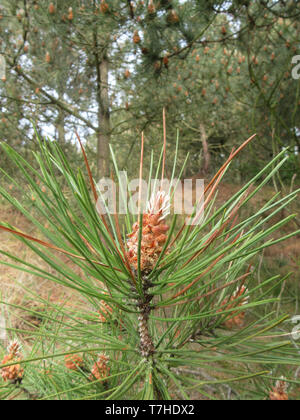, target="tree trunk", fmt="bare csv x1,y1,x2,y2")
199,123,210,176
96,55,110,179
56,108,66,145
